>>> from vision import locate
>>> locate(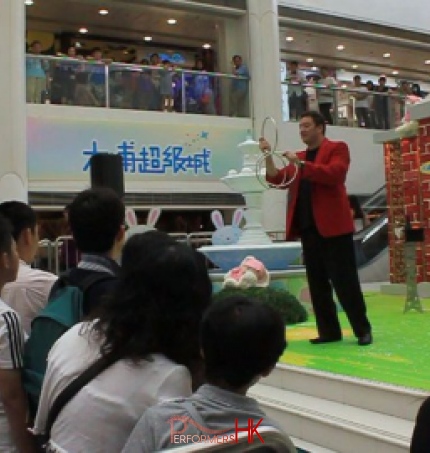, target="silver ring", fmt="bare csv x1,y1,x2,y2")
256,116,298,189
